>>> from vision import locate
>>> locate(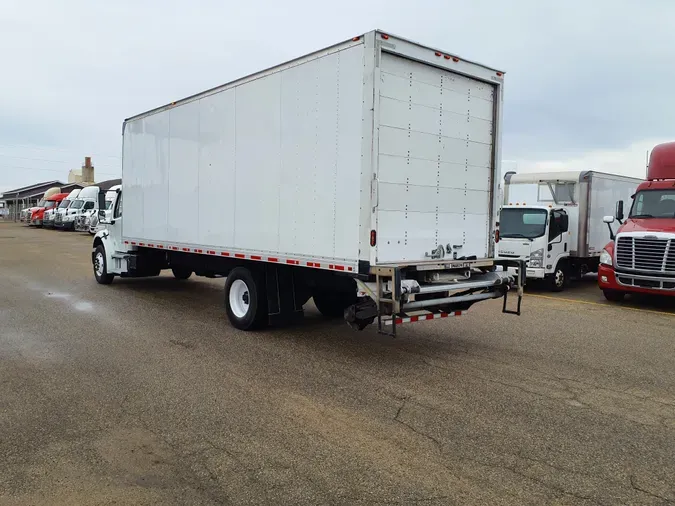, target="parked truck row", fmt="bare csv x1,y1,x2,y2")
493,142,675,299
22,185,119,234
